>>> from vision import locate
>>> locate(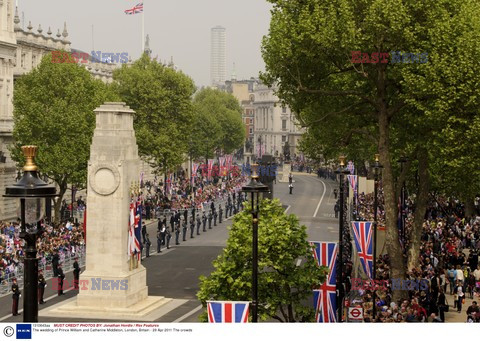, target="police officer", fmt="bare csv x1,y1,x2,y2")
57,264,65,296
289,182,293,194
175,223,180,245
38,271,46,304
202,211,207,232
11,278,20,316
183,209,188,223
145,233,152,257
52,249,59,277
213,209,218,226
210,200,215,213
219,204,223,223
182,218,187,241
142,222,147,244
157,217,163,232
157,230,163,253
165,228,171,249
208,210,213,229
190,215,195,238
73,257,80,289
196,214,201,235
